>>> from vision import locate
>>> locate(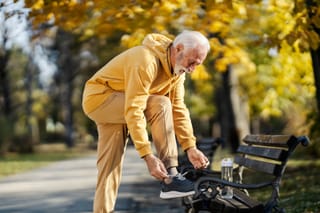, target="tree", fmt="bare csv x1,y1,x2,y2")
0,1,24,153
305,0,320,155
23,0,320,152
